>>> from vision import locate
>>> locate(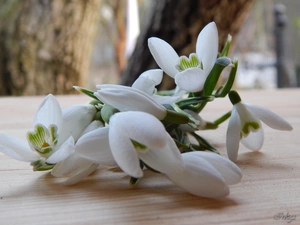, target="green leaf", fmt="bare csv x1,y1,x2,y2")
73,86,99,101
219,34,232,57
203,57,232,96
30,159,54,171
